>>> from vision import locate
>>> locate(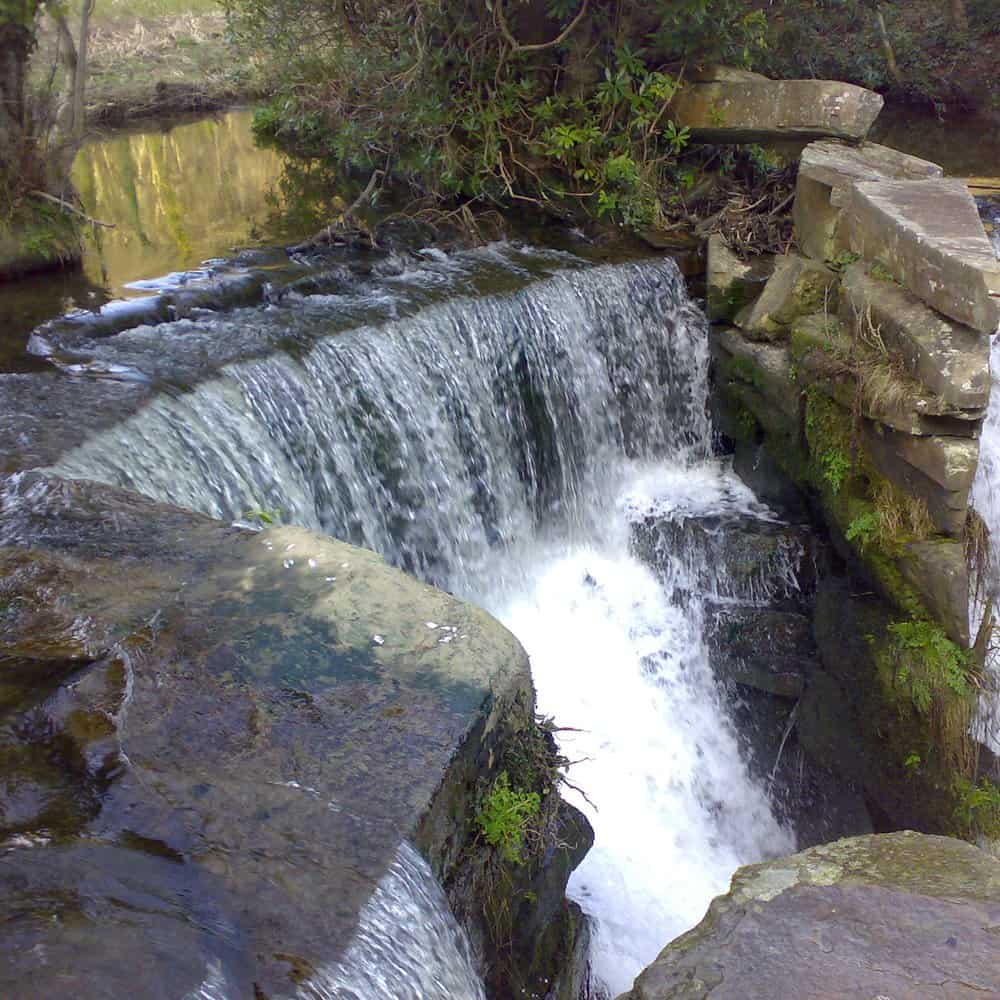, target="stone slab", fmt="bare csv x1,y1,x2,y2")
670,79,884,144
861,423,970,537
619,831,1000,1000
791,312,985,437
899,539,972,647
884,430,979,493
705,234,772,322
840,263,990,409
0,472,531,998
842,178,1000,333
713,326,799,427
735,252,838,341
794,140,943,261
